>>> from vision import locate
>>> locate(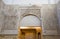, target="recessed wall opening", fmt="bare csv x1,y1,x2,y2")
18,15,42,39
20,15,40,27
